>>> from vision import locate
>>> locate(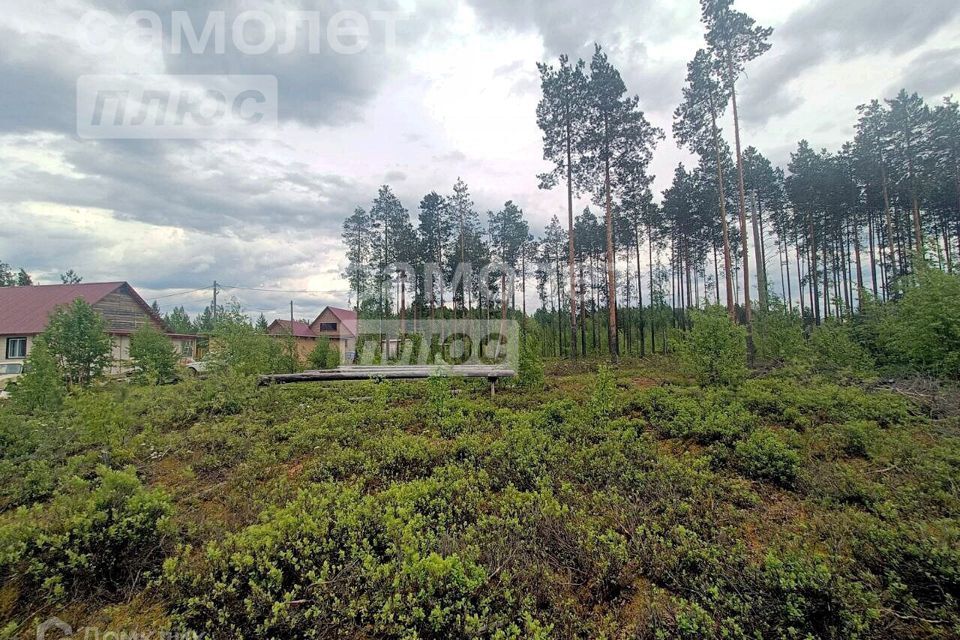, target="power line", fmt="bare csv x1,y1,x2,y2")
219,283,348,295
150,286,212,300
